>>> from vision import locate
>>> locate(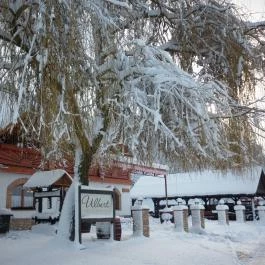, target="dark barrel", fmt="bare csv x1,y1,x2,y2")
0,209,13,233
